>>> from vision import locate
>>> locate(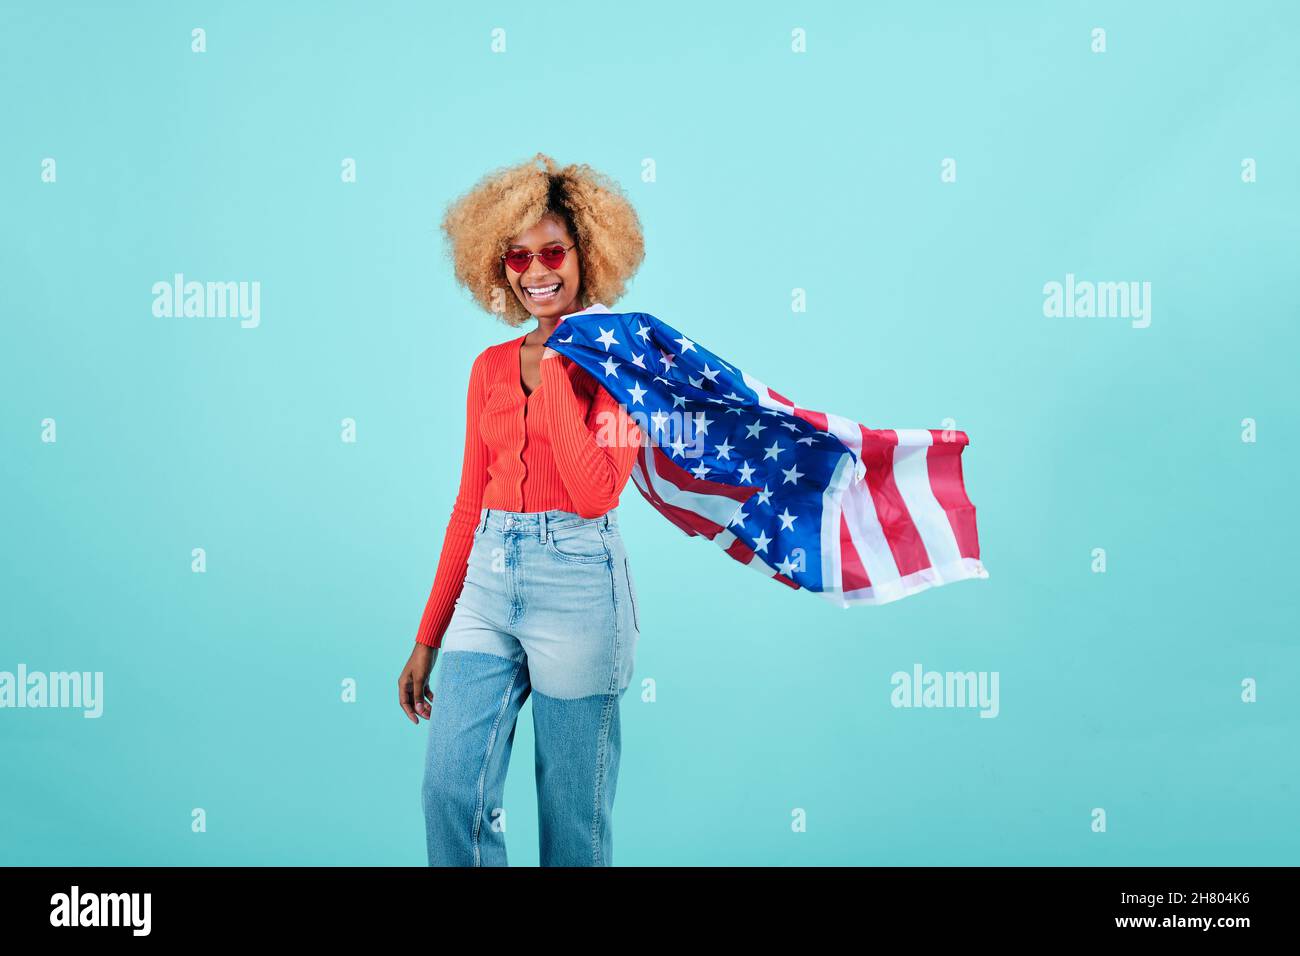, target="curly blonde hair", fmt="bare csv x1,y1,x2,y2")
440,152,645,327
